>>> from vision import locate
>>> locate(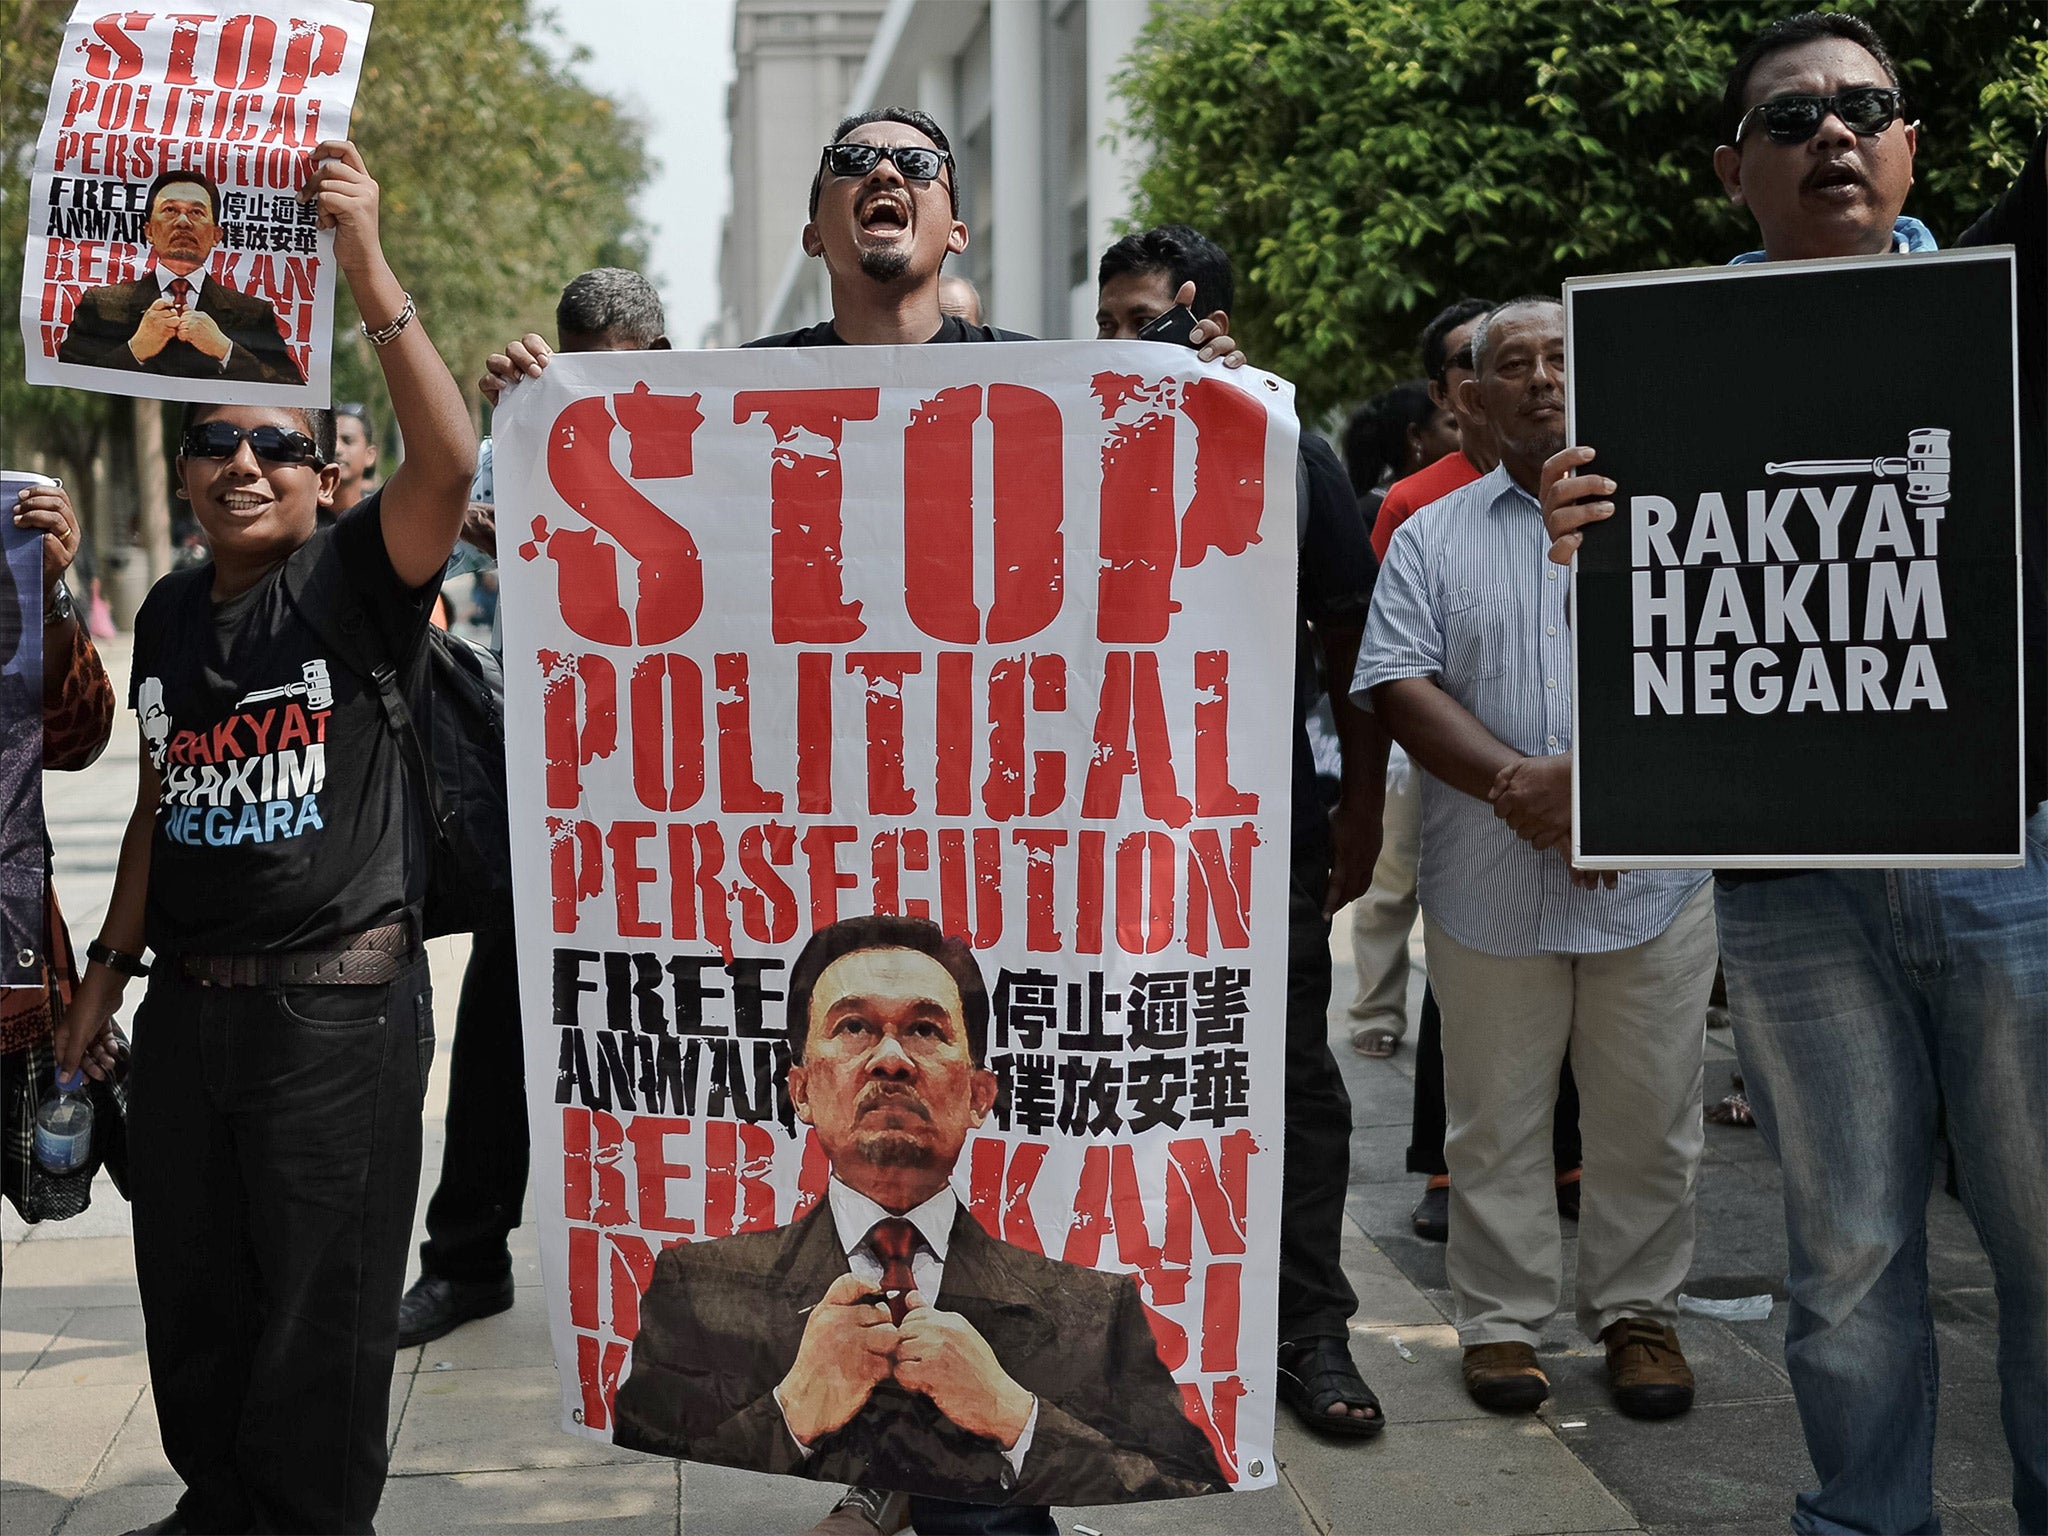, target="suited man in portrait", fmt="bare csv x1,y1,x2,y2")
57,169,304,385
611,914,1231,1511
